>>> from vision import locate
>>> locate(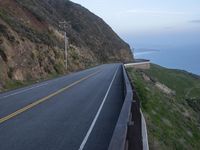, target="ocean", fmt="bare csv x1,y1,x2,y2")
134,45,200,75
